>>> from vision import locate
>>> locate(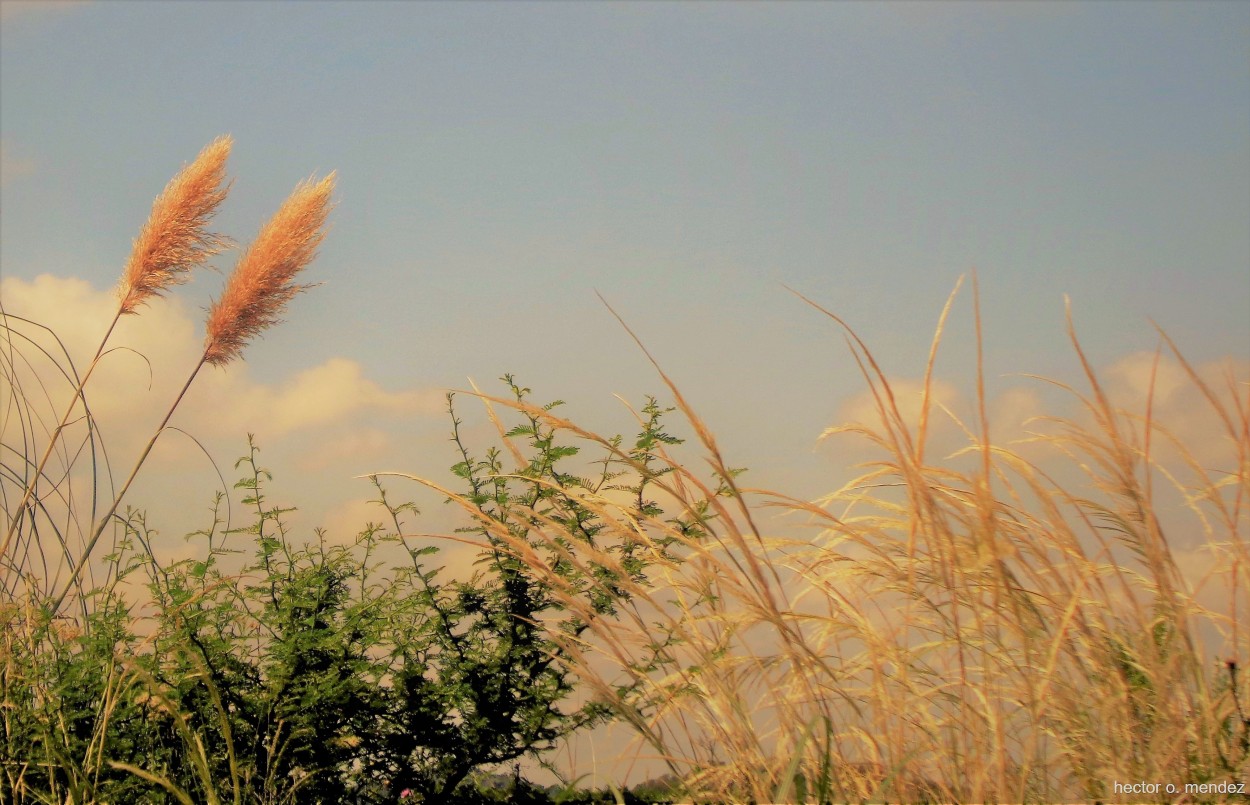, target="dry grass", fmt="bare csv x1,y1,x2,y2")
204,173,335,367
421,282,1249,802
118,135,233,314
